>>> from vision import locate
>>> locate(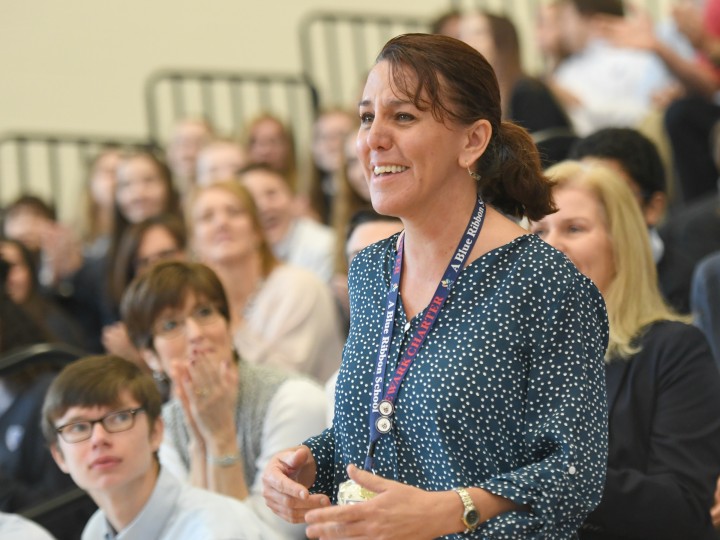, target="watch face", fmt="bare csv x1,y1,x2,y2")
466,509,480,526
